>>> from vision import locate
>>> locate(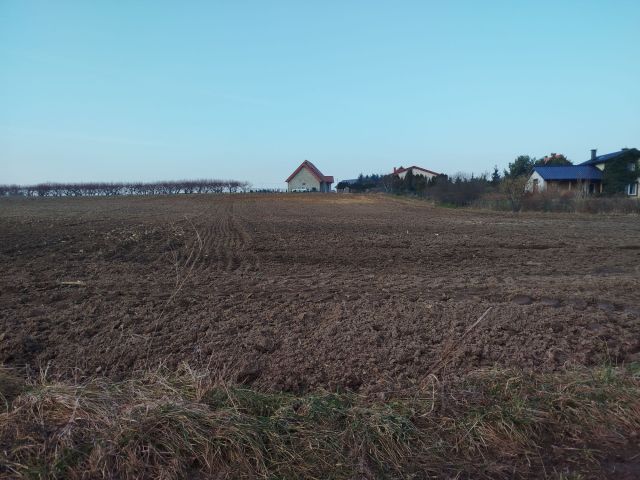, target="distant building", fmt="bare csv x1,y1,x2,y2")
392,166,440,181
286,160,334,192
527,166,603,194
526,148,640,196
